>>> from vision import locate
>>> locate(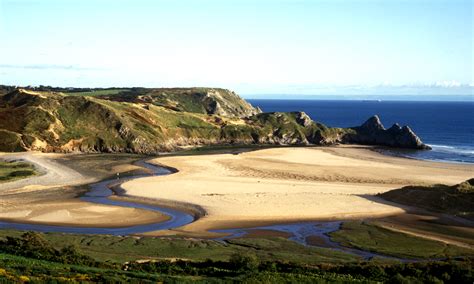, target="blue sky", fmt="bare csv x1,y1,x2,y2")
0,0,472,96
